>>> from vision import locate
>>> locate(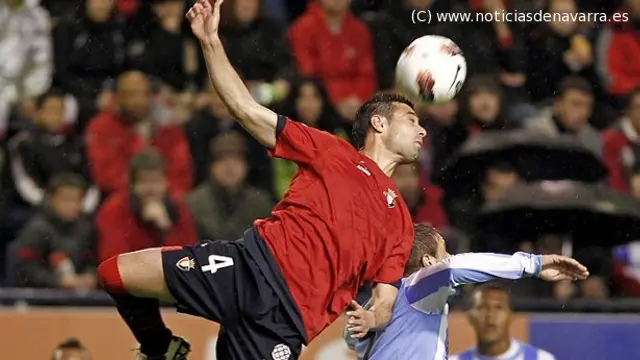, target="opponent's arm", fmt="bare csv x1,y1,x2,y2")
346,283,397,338
187,0,278,149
